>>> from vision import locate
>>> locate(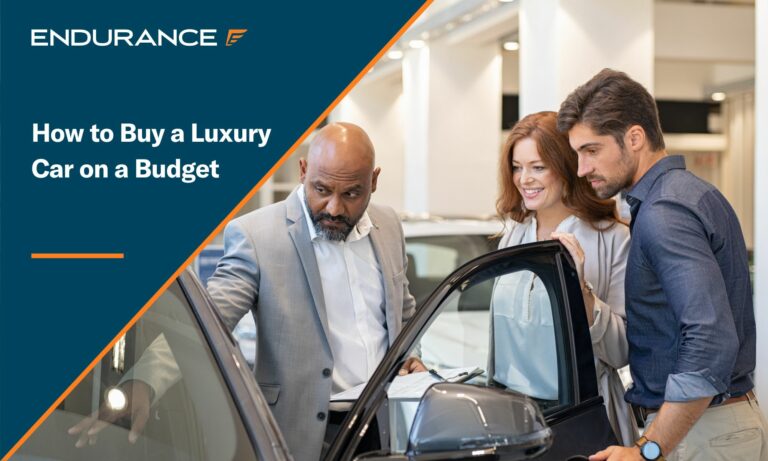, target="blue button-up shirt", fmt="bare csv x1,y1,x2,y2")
624,155,755,409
